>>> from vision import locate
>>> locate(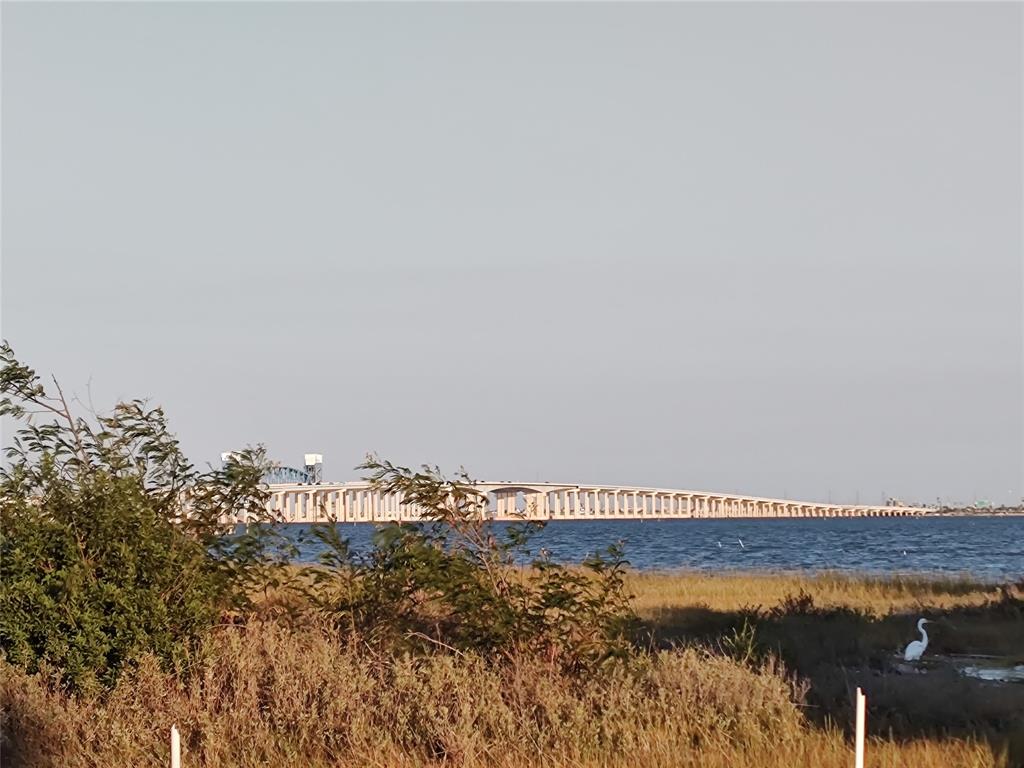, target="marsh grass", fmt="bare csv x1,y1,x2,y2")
2,570,1020,768
627,570,1001,617
0,619,1005,768
630,570,1024,764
